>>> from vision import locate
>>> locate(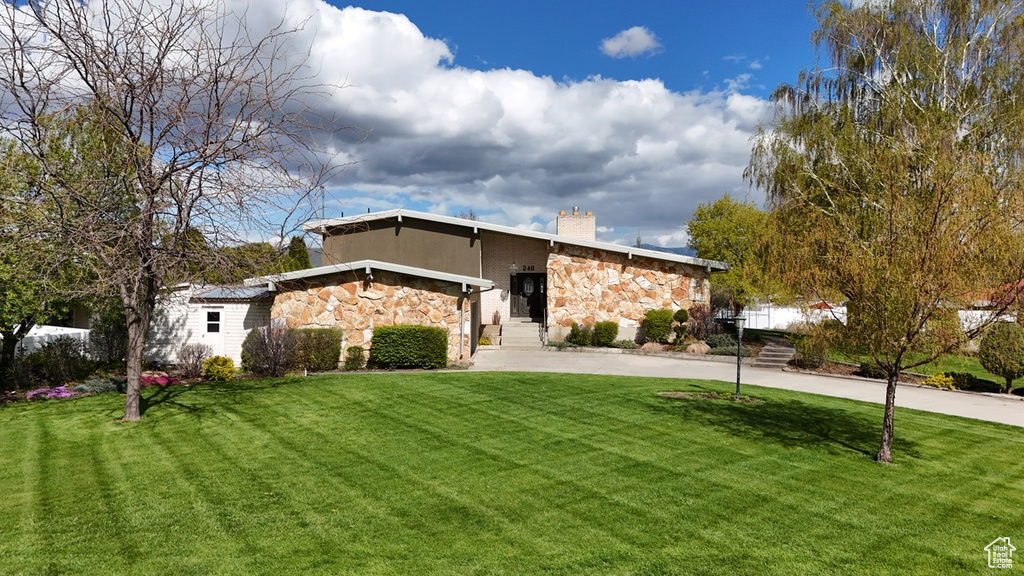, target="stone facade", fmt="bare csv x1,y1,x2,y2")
546,244,710,340
271,270,472,362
